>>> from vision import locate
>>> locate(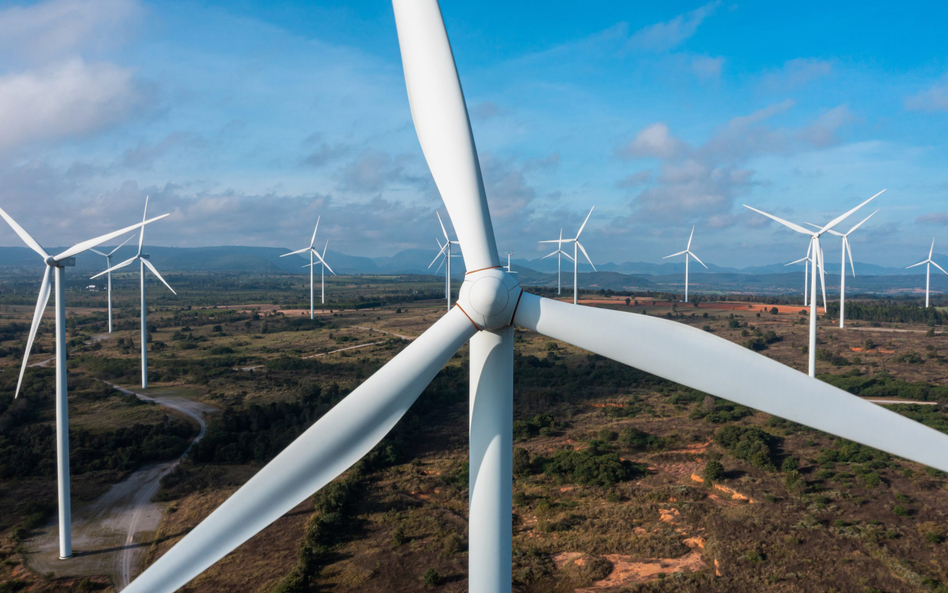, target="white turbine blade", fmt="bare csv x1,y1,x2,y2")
686,226,694,250
663,250,687,259
929,238,935,260
15,267,52,398
845,238,856,277
933,261,948,276
280,246,310,258
689,251,708,269
576,241,596,272
429,243,448,268
906,260,927,269
804,221,844,237
538,239,567,244
785,257,808,266
513,293,948,473
818,189,885,235
392,0,499,271
89,248,108,257
560,249,575,262
122,309,477,593
0,205,49,259
575,206,595,240
142,258,177,295
846,209,878,235
743,205,813,236
313,249,335,276
91,256,137,279
55,214,169,262
434,255,446,274
540,250,558,260
322,239,329,260
817,241,827,308
109,233,135,256
138,195,149,255
309,216,320,249
436,211,450,242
